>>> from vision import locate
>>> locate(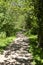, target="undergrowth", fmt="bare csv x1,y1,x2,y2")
29,35,43,65
0,36,16,52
